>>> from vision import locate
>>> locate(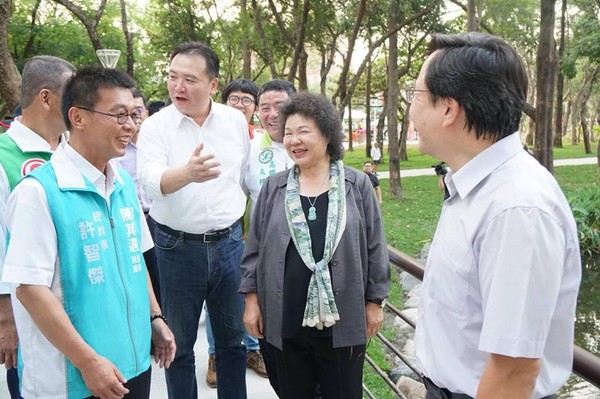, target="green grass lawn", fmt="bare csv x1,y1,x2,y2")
343,141,596,172
362,163,599,398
